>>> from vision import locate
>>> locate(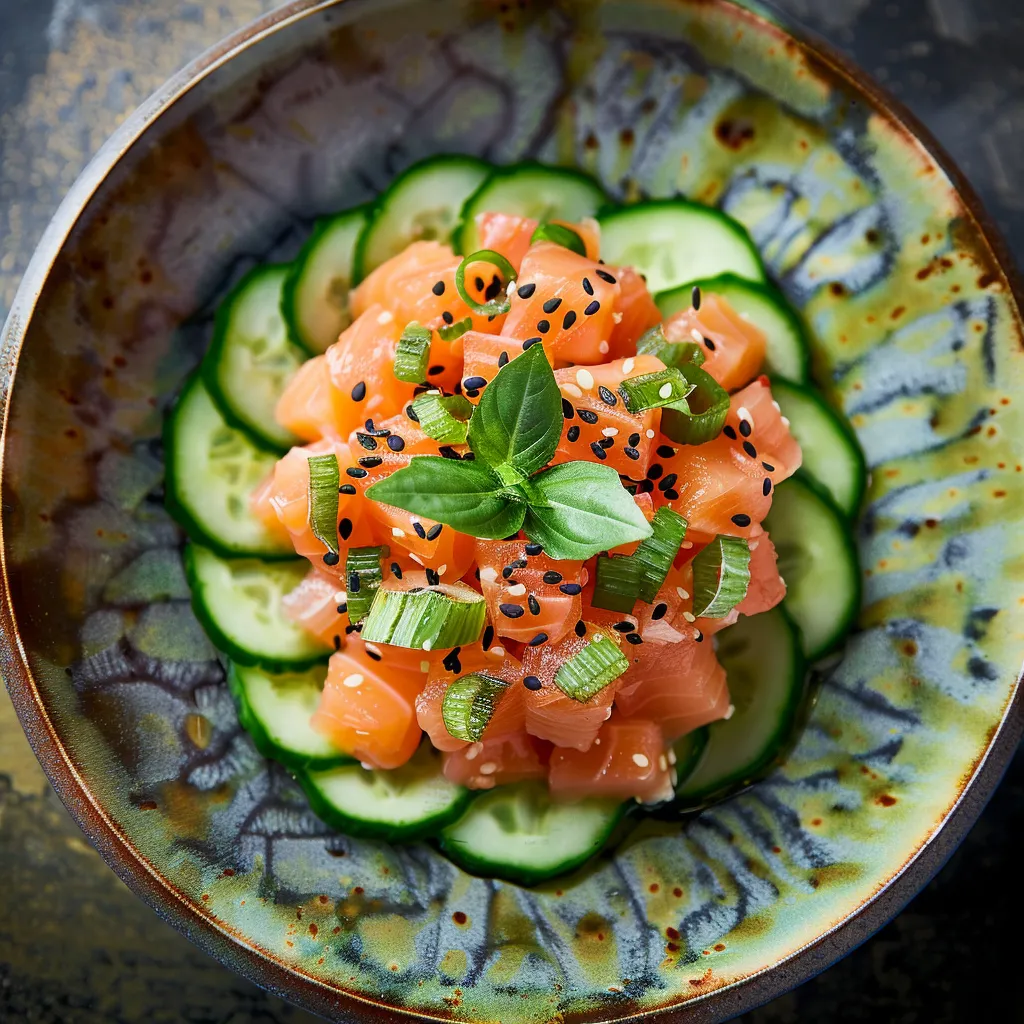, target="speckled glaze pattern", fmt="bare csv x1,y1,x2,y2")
1,1,1022,1021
